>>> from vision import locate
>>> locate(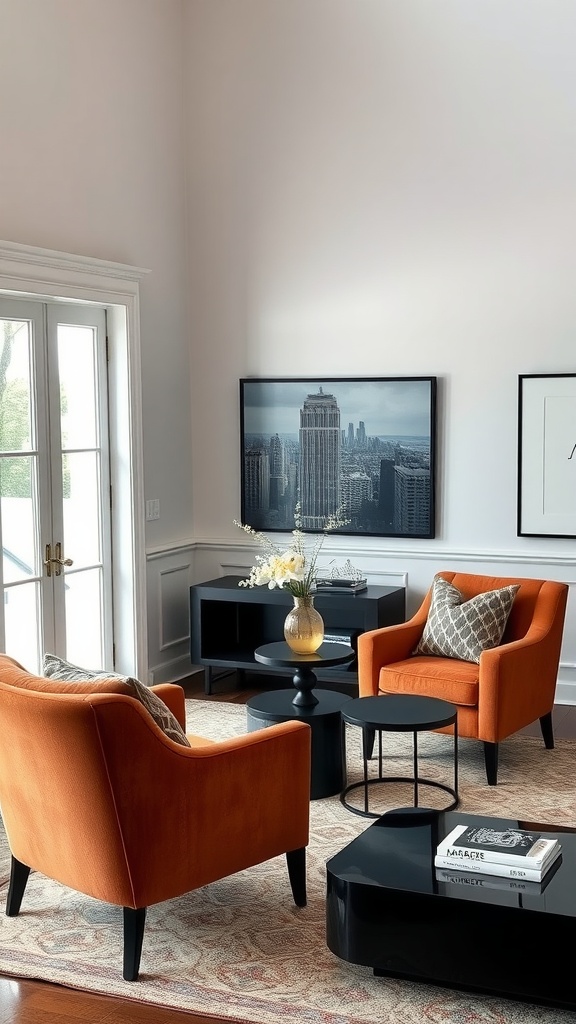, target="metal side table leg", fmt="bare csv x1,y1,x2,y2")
413,730,419,807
